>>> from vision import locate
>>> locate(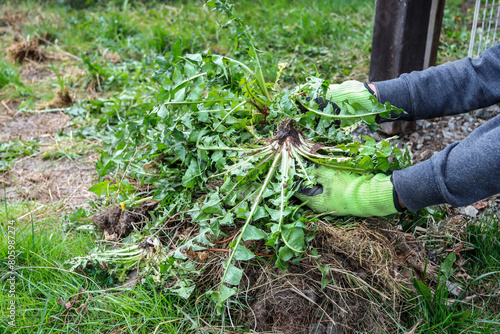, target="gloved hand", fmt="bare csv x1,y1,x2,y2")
326,80,375,113
295,166,399,217
297,81,376,115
